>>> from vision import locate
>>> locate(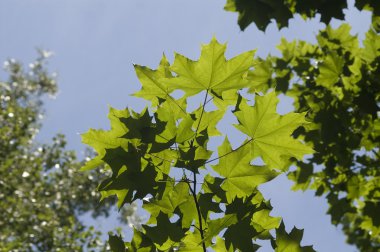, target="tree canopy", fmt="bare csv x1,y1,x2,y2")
224,0,380,251
225,0,380,31
0,53,116,251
